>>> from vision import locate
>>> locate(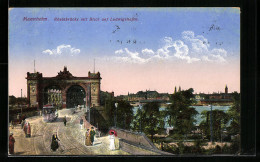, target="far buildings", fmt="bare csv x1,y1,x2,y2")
194,85,234,105
114,85,235,106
